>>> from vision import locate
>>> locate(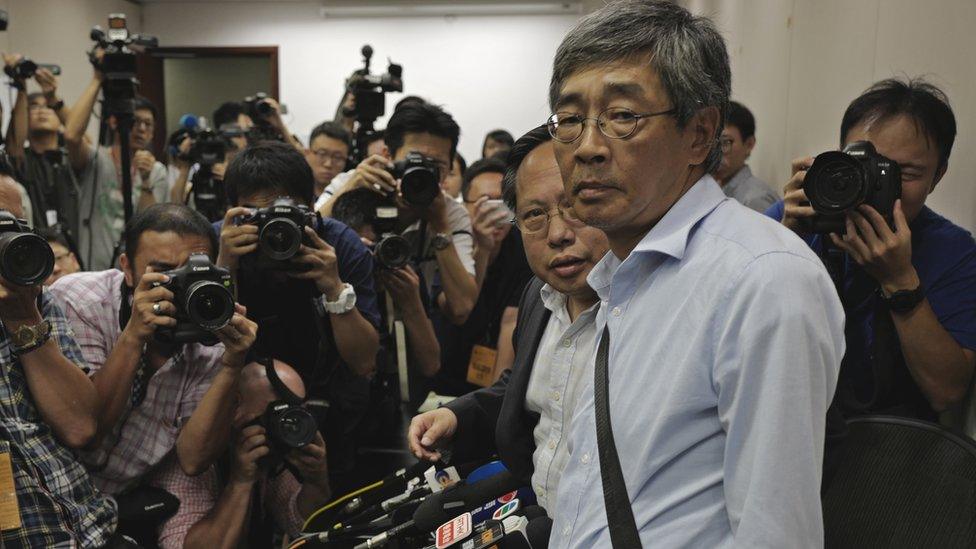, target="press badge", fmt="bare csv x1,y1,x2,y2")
0,452,22,531
465,344,498,387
